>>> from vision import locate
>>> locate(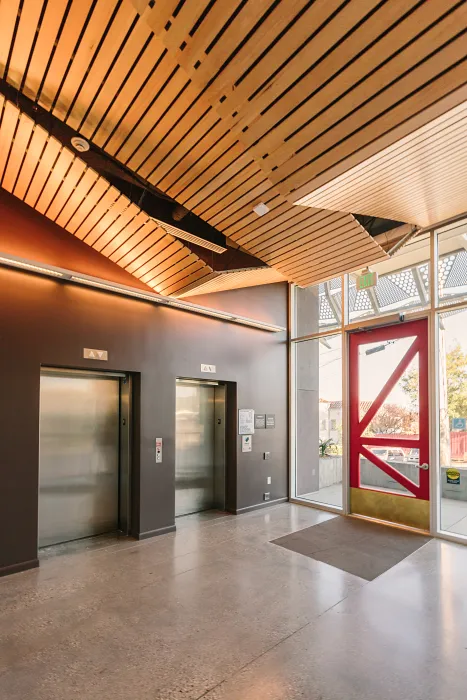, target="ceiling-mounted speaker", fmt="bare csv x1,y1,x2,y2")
70,136,90,153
